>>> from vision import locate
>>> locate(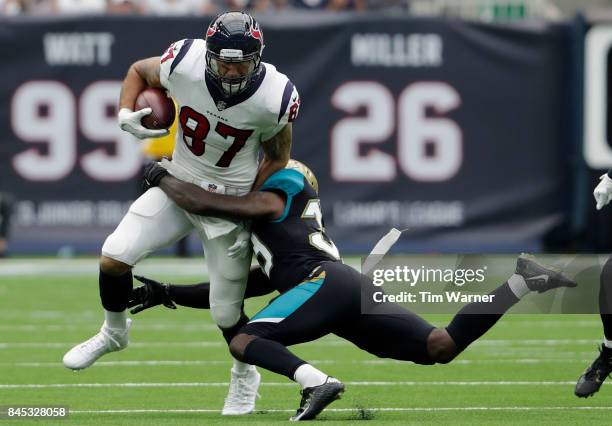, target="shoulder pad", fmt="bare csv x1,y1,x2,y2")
159,39,199,88
261,169,304,198
260,169,304,223
259,64,299,141
277,80,299,124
